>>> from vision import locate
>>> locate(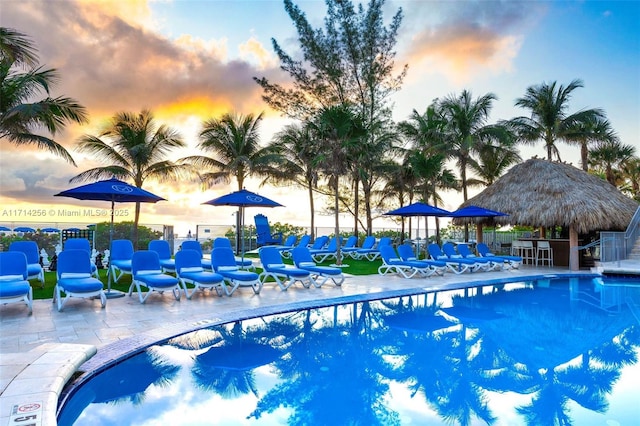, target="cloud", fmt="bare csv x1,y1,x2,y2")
1,0,277,123
399,0,544,84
